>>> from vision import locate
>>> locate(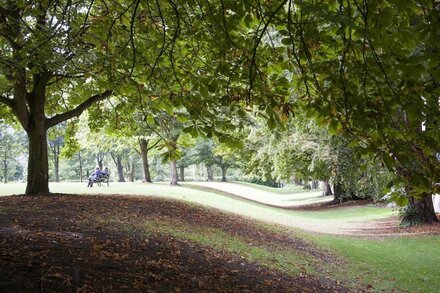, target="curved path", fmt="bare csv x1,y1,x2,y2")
184,181,332,208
